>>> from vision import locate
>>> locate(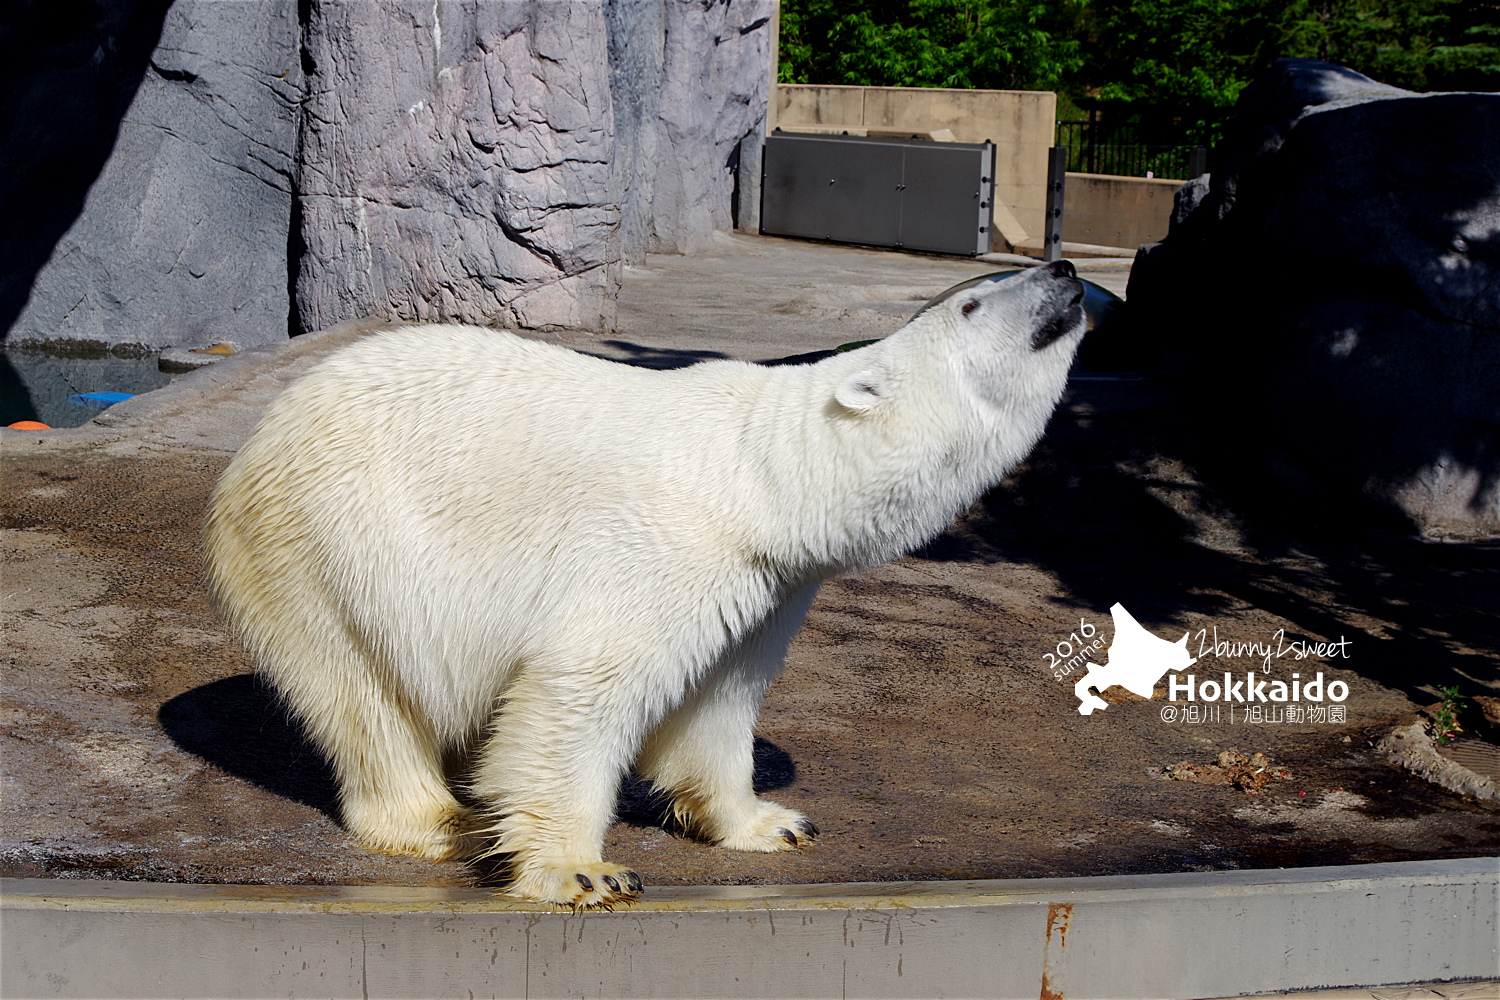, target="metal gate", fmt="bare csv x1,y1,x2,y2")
759,132,996,256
